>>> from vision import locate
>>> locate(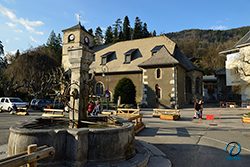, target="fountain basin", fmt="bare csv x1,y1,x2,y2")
8,117,135,166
